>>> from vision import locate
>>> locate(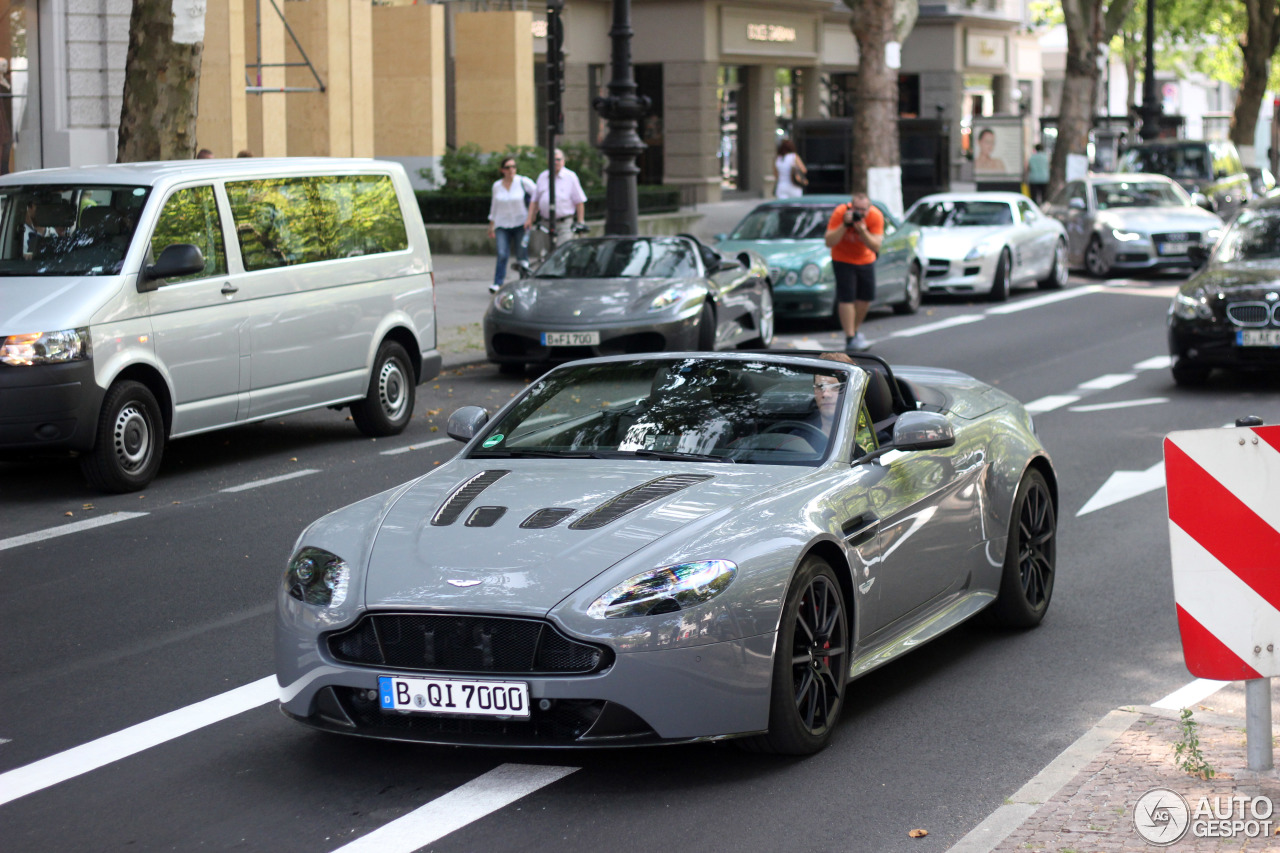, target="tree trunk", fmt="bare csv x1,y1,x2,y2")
1229,0,1280,160
848,0,899,193
117,0,205,162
